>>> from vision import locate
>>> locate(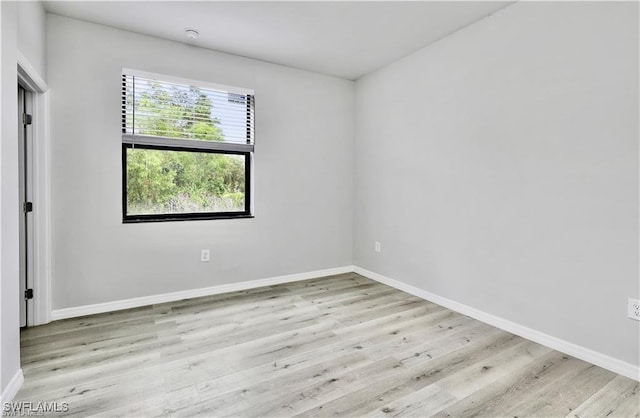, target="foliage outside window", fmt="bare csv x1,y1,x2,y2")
121,69,254,222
